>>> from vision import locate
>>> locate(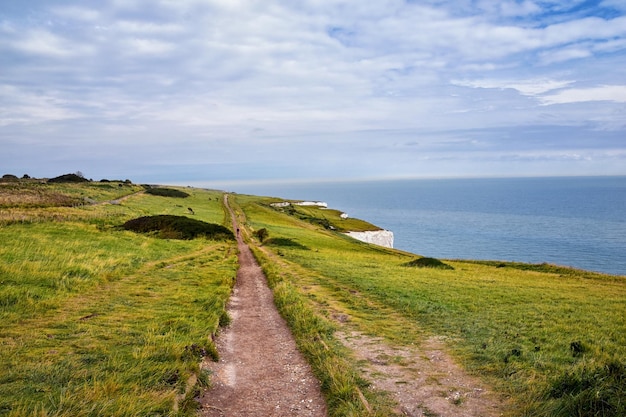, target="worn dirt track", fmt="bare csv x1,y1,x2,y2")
199,195,327,417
